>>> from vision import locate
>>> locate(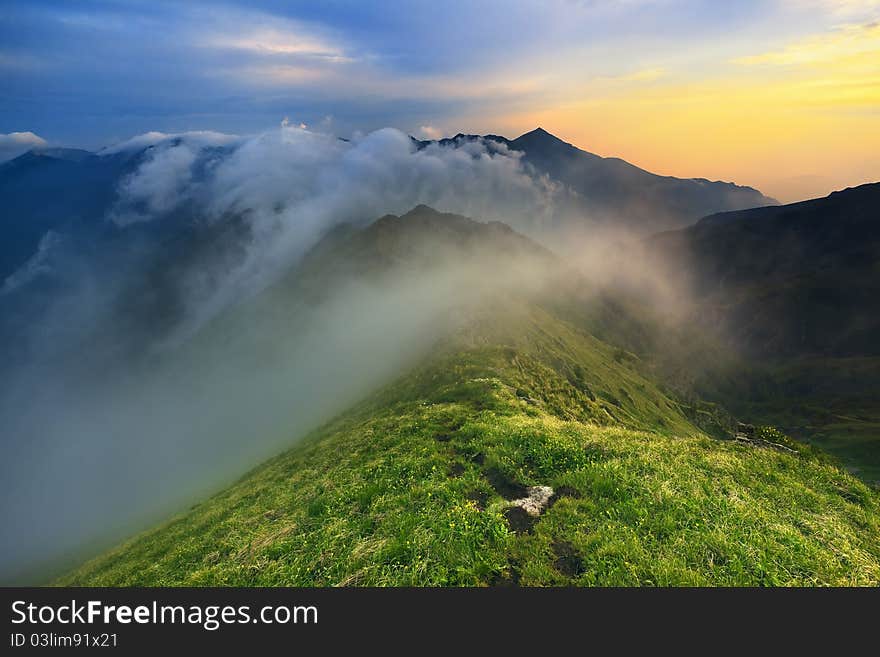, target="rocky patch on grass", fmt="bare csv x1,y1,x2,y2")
733,423,797,453
503,485,555,534
480,466,583,533
510,485,555,516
